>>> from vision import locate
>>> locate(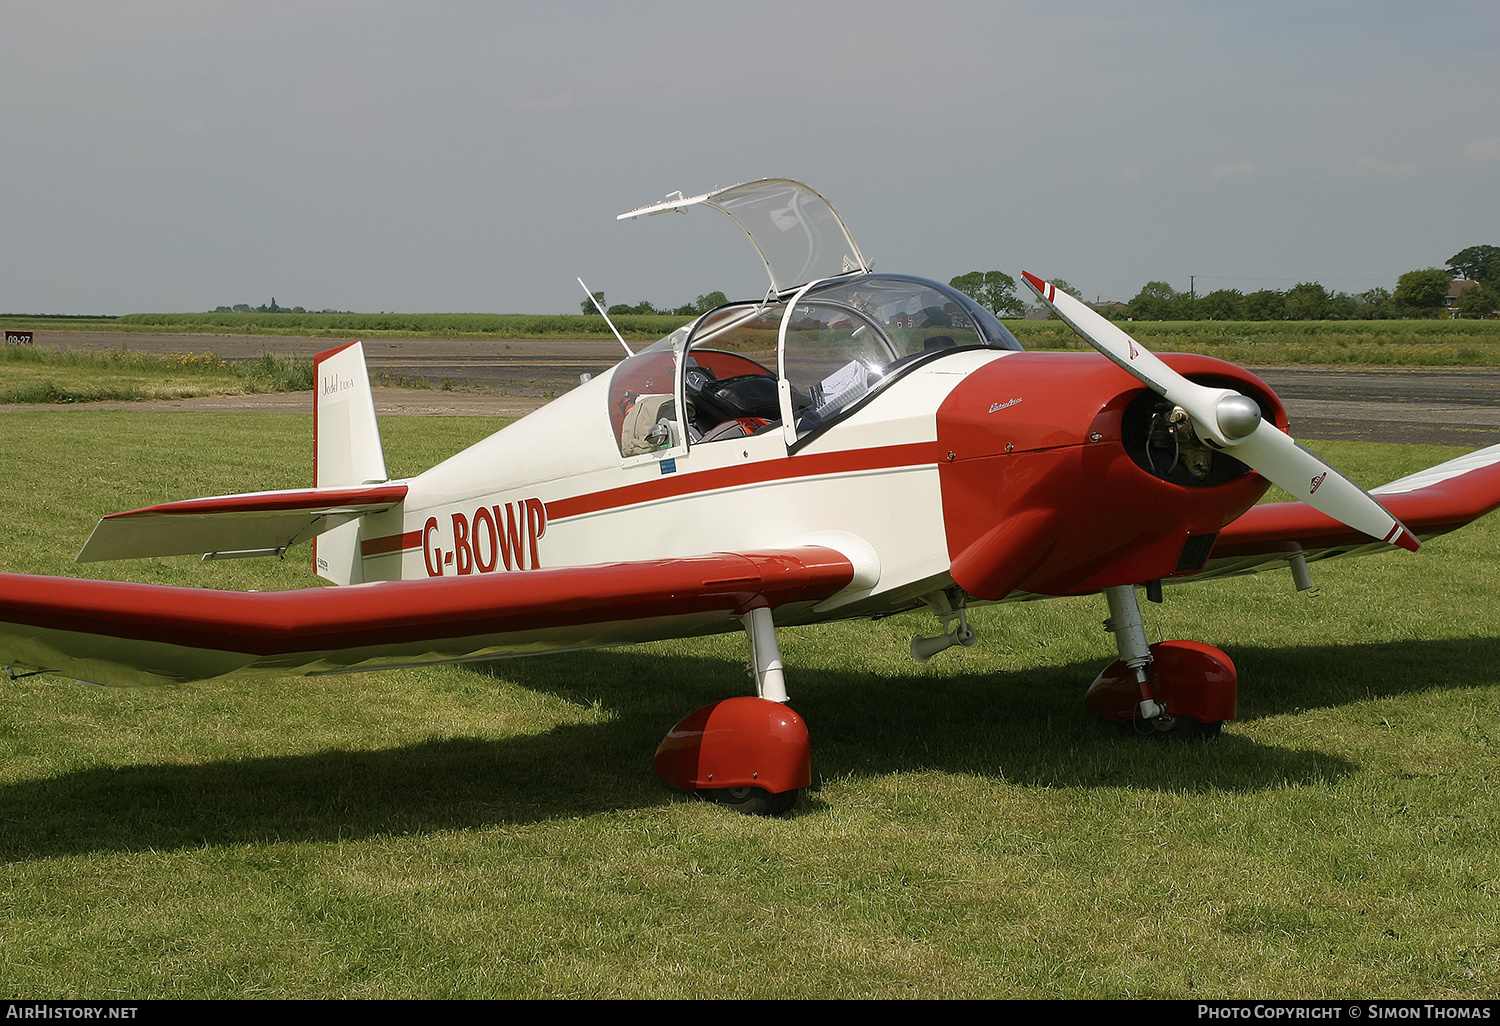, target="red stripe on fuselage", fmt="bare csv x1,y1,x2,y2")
353,444,941,561
545,441,943,522
361,530,422,557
